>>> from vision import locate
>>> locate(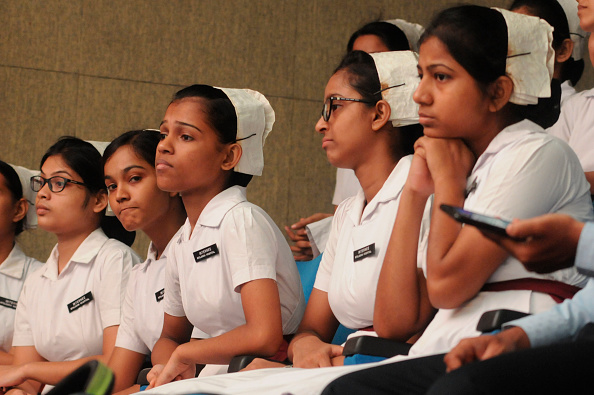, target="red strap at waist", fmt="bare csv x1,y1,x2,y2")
481,278,581,303
359,326,375,332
